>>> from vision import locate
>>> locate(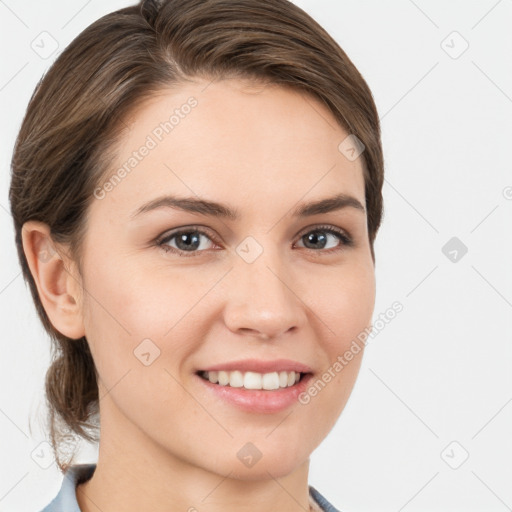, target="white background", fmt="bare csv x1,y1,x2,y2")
1,1,511,511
